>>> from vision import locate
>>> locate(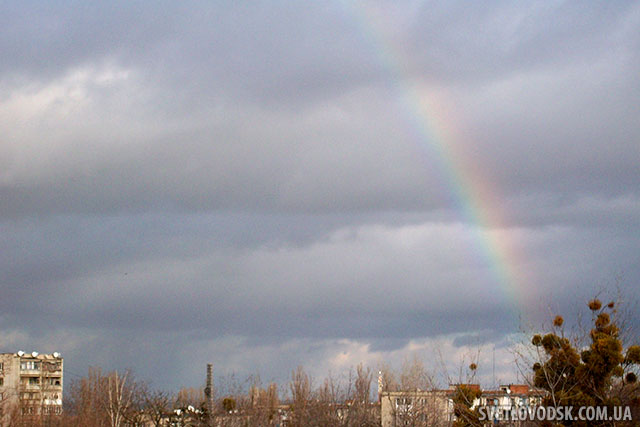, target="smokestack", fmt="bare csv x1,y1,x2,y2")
378,370,383,402
205,363,214,424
